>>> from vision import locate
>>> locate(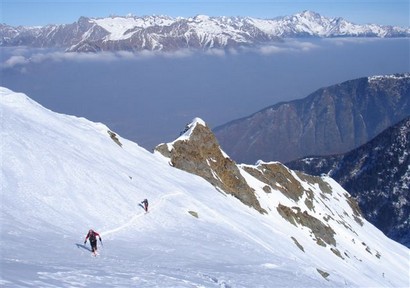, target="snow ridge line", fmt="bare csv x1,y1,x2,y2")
101,191,183,237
